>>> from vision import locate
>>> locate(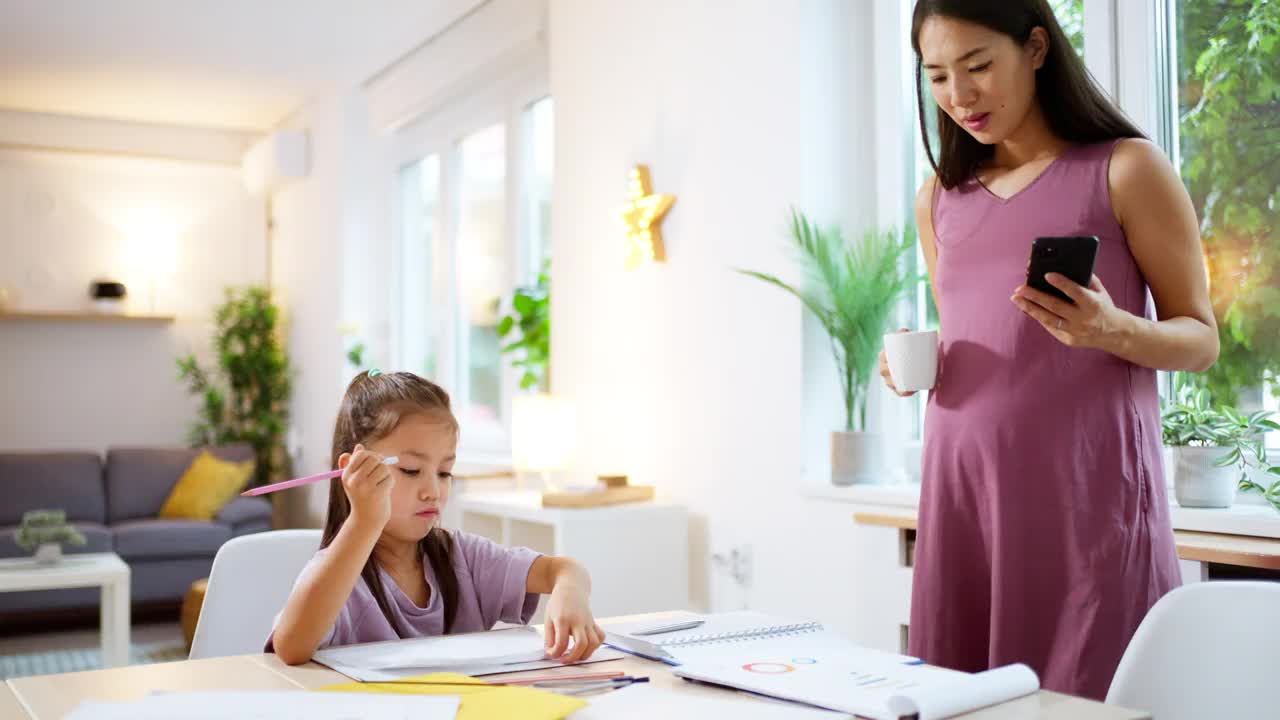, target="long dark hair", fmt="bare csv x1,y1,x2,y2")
322,371,461,635
911,0,1145,189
